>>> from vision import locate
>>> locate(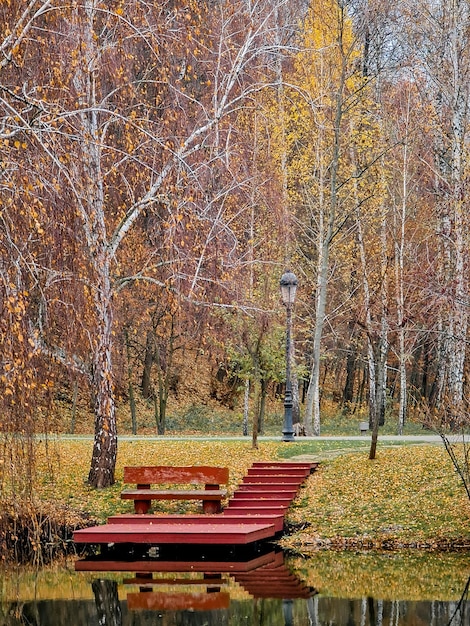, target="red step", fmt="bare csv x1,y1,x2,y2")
222,501,289,516
233,561,316,600
230,491,293,506
247,467,310,477
238,482,300,492
241,476,303,485
252,461,318,471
